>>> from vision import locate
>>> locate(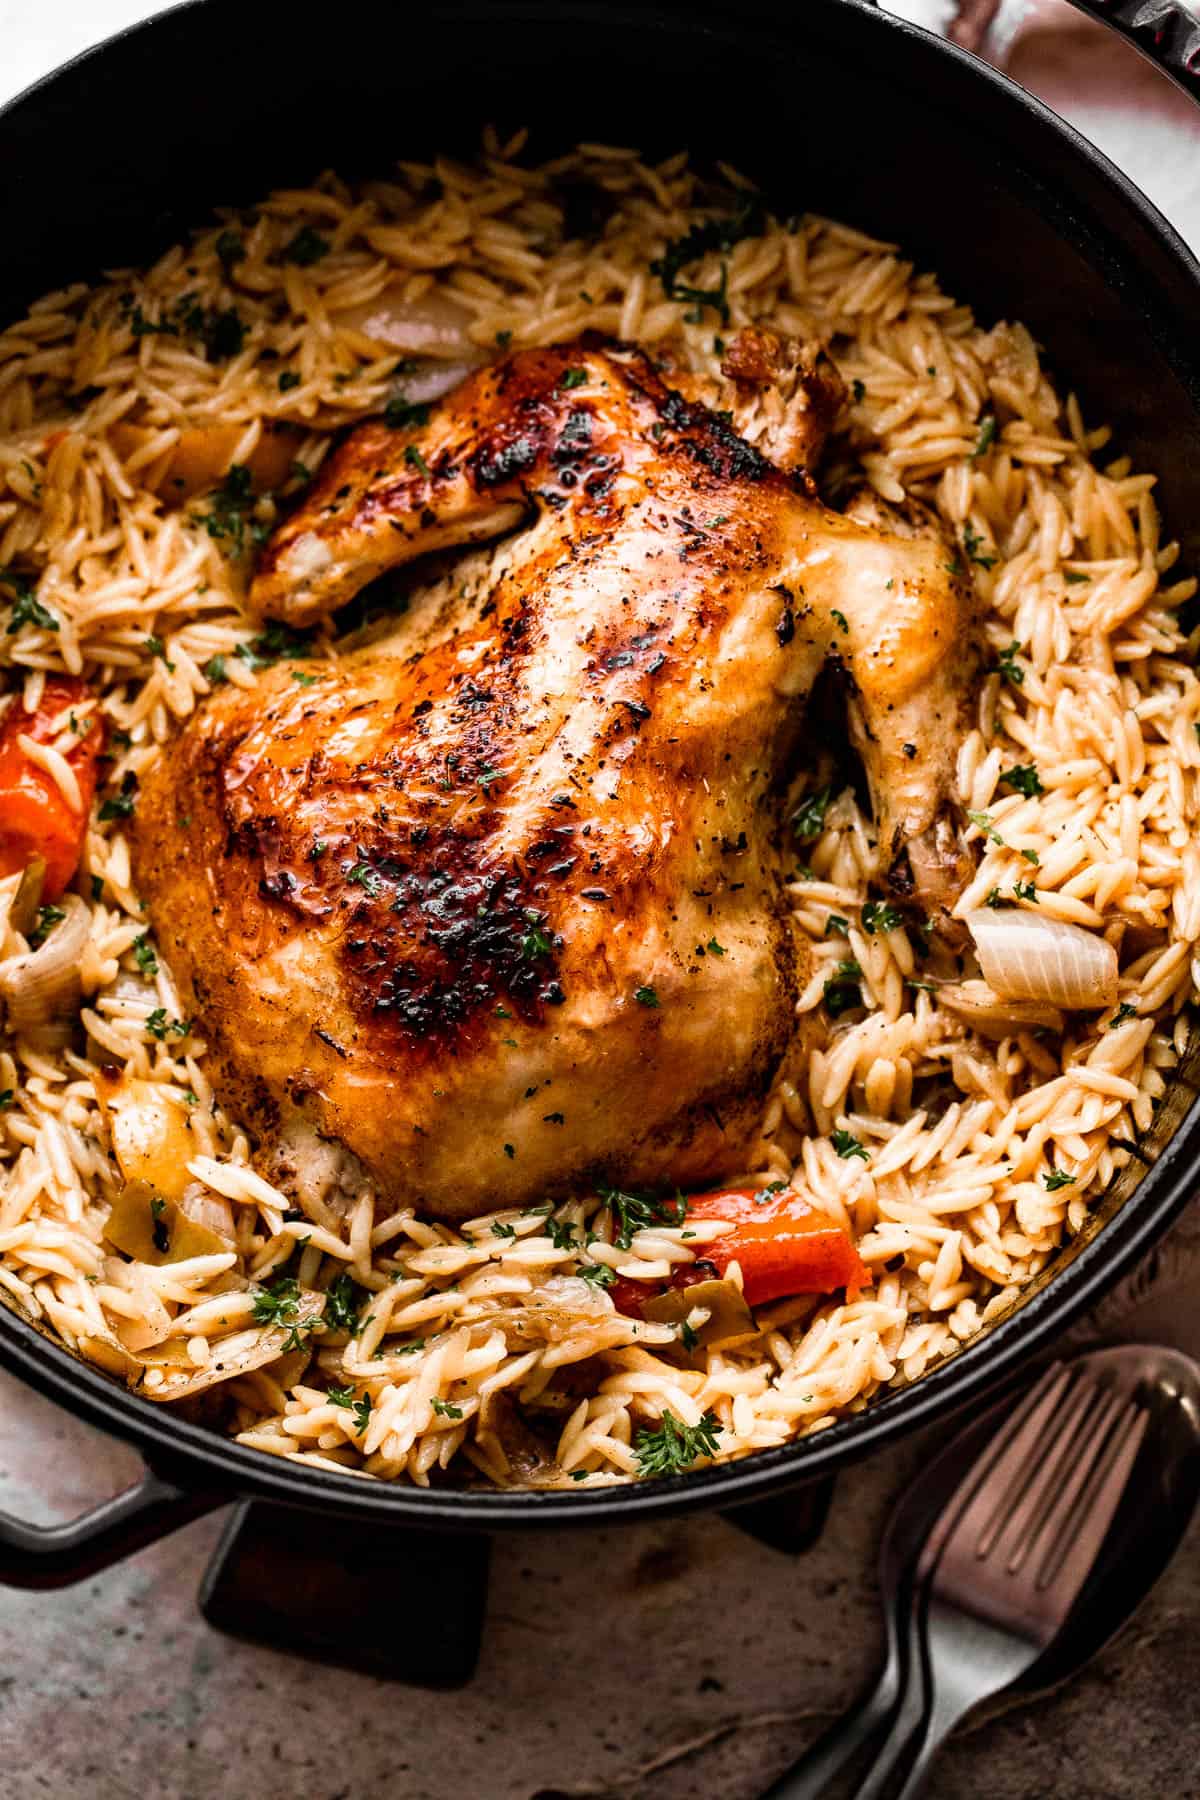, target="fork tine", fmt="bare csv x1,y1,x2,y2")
995,1381,1124,1575
1036,1399,1148,1602
920,1364,1073,1577
914,1363,1070,1583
